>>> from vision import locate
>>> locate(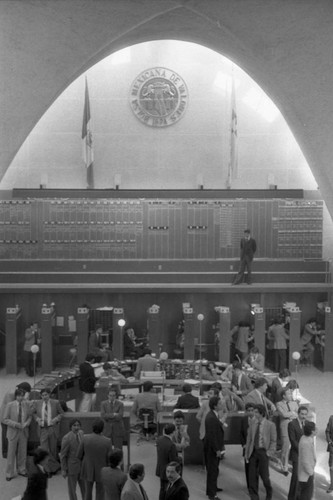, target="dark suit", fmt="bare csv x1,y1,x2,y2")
164,476,189,500
233,236,257,284
174,393,200,409
100,398,126,449
204,410,225,498
288,418,304,500
101,466,127,500
240,415,252,489
22,463,48,500
77,432,112,500
156,435,178,500
79,361,97,411
60,430,85,500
